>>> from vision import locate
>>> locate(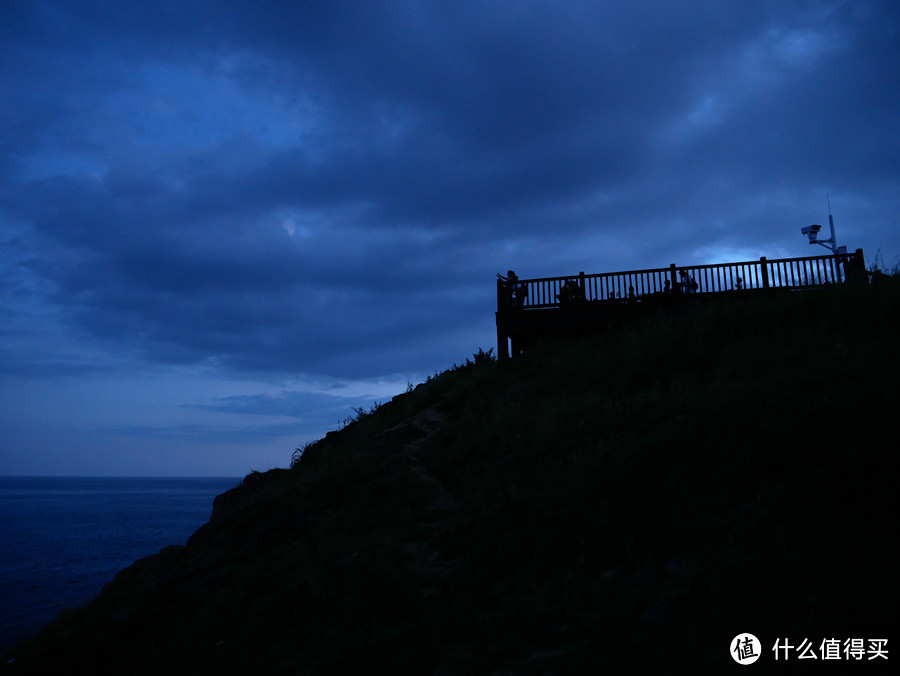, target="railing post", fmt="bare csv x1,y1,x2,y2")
845,248,867,284
496,278,510,361
760,256,769,289
669,264,677,292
